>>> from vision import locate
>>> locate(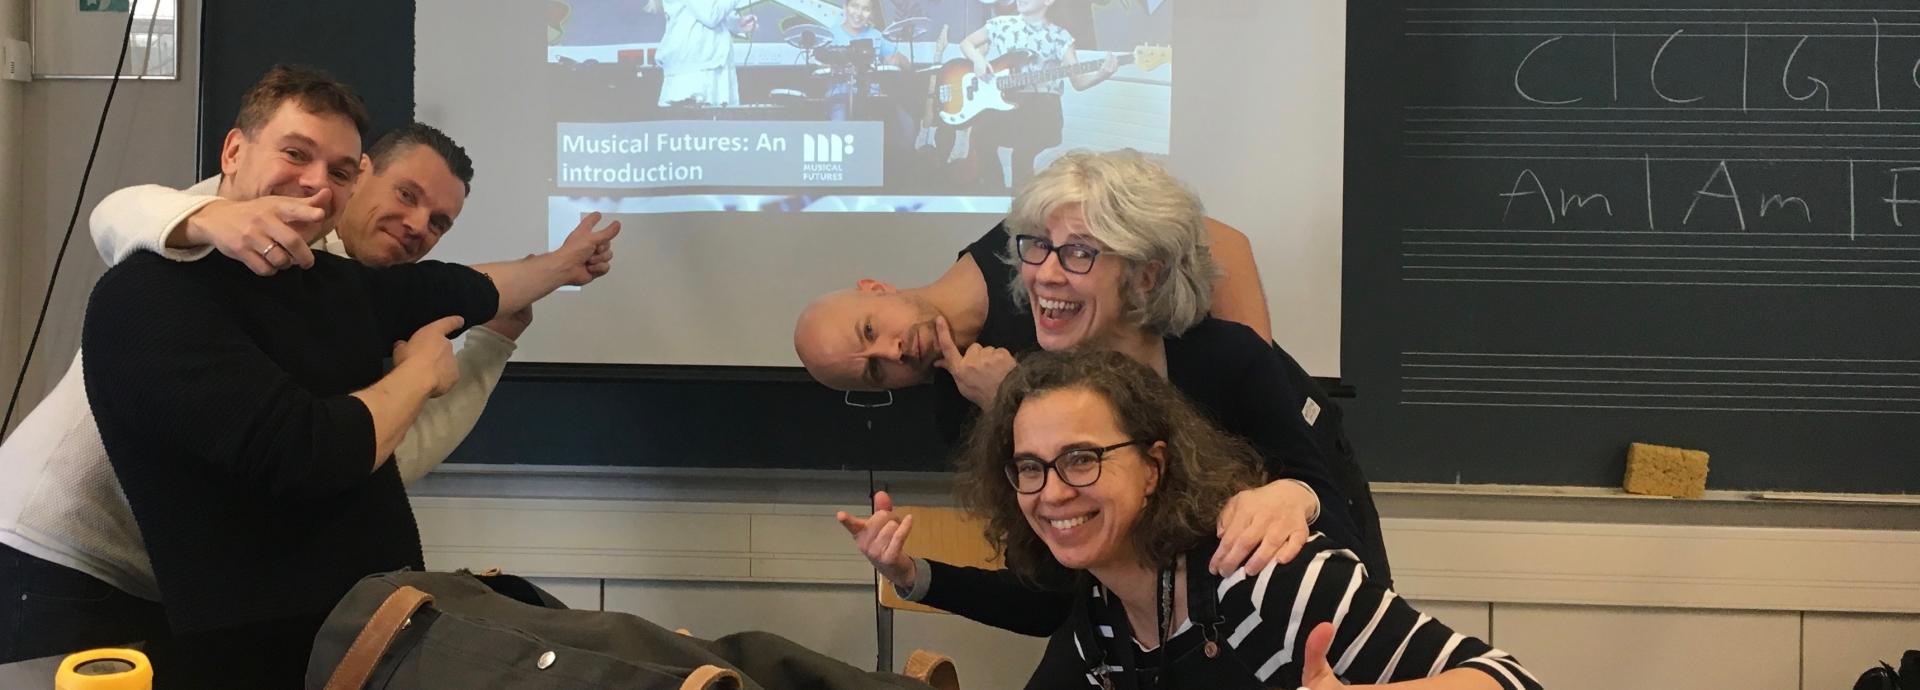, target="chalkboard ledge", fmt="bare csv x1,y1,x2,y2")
409,465,1920,531
1375,482,1920,506
1376,483,1920,532
412,463,958,507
